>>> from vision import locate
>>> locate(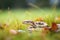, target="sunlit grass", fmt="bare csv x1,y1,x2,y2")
0,8,60,40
